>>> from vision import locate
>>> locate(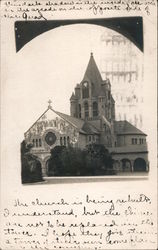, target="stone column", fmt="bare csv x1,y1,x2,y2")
41,161,47,177
89,101,92,119
130,160,134,172
81,103,85,119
